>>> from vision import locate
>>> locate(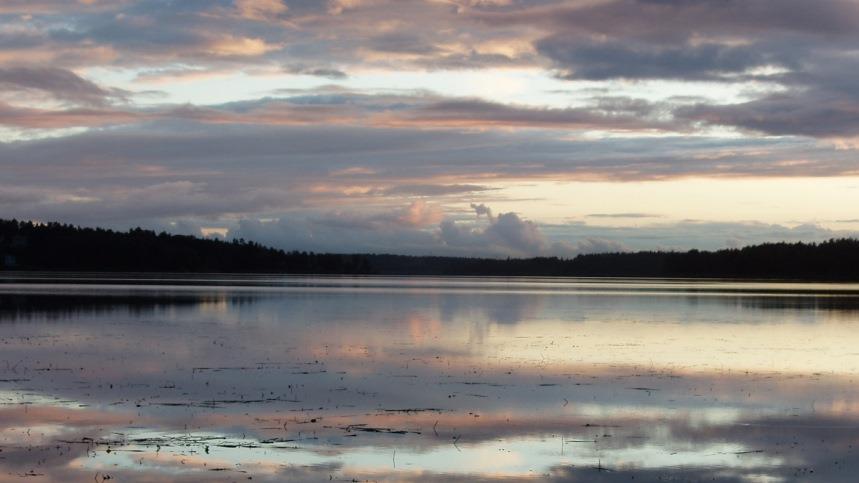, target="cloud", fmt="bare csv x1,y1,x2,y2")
163,93,677,132
0,187,44,206
0,179,292,225
222,202,614,257
9,182,848,255
388,97,677,131
1,120,855,232
472,0,859,45
0,0,541,73
312,200,444,231
587,213,661,219
467,0,859,138
0,1,123,14
484,212,546,253
470,203,493,219
439,205,626,257
373,184,494,197
233,214,441,255
0,102,142,128
537,38,785,81
0,66,126,106
439,210,549,255
3,0,859,252
677,64,859,137
315,200,444,231
234,0,288,20
0,91,680,133
399,200,444,226
206,35,281,57
284,64,348,79
5,0,858,139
